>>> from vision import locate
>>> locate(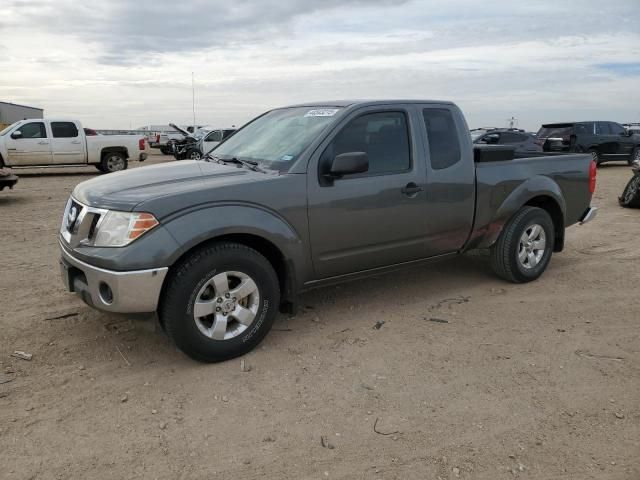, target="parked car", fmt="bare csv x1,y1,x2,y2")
623,123,640,135
470,127,500,141
0,167,18,191
174,128,237,160
148,124,208,154
58,100,597,362
535,121,640,166
473,129,542,156
0,119,147,173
